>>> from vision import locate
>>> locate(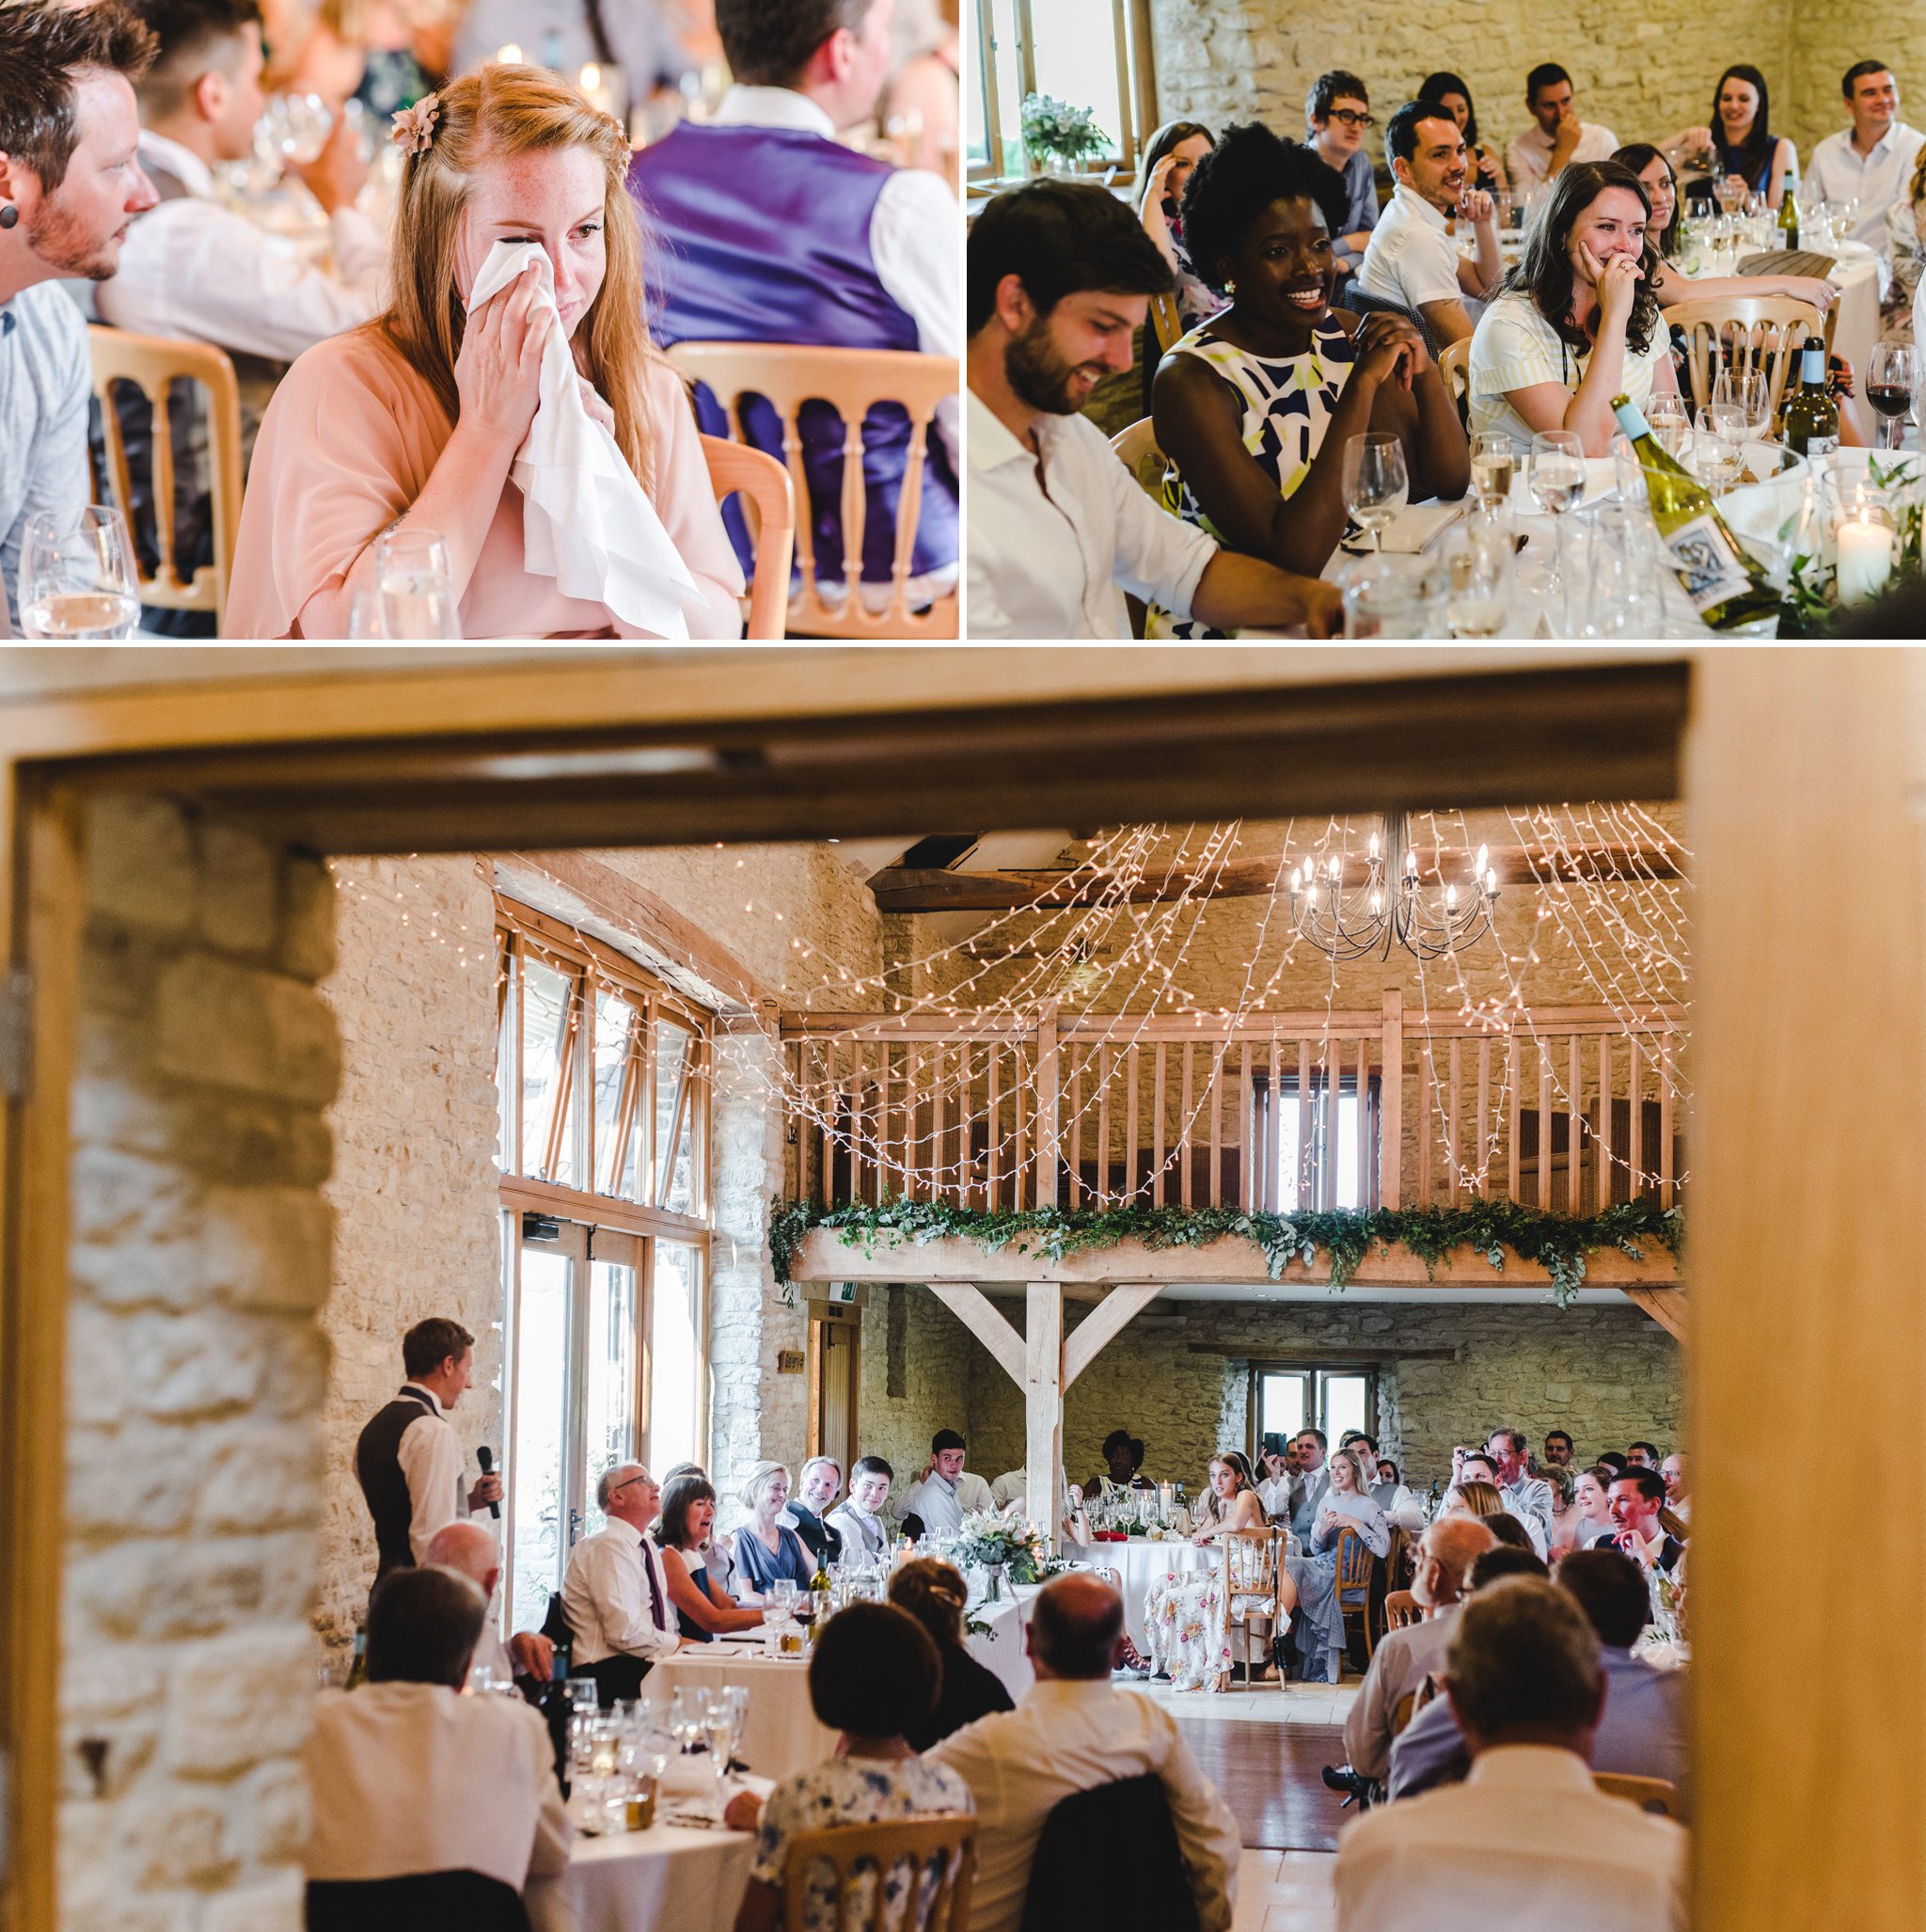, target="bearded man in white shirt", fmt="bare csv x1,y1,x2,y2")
561,1461,683,1702
966,179,1341,641
1806,62,1926,256
1336,1576,1686,1932
929,1573,1241,1932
